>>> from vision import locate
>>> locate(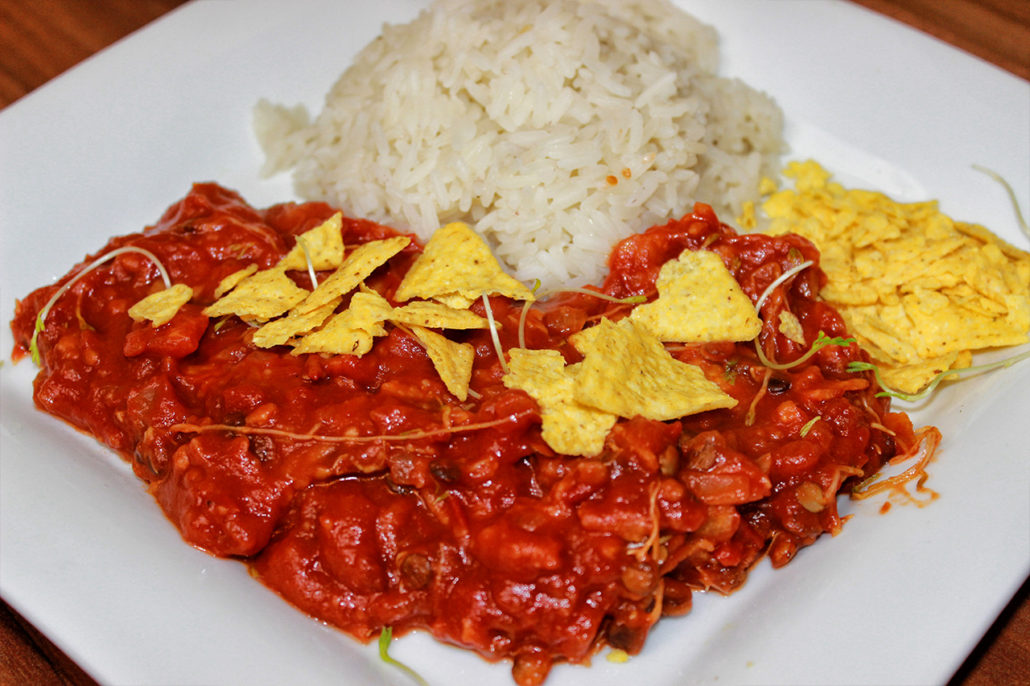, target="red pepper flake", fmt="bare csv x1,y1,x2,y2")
606,175,618,186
